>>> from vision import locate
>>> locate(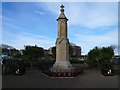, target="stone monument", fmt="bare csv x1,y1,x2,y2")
53,5,72,70
42,5,83,77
